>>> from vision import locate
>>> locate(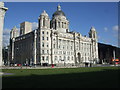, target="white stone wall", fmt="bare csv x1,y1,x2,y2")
38,28,98,65
20,22,32,35
52,31,74,65
10,27,19,39
10,5,99,66
39,29,51,65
